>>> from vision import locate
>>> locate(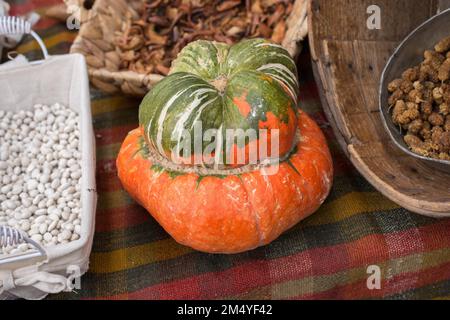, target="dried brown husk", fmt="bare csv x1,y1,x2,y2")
114,0,294,76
